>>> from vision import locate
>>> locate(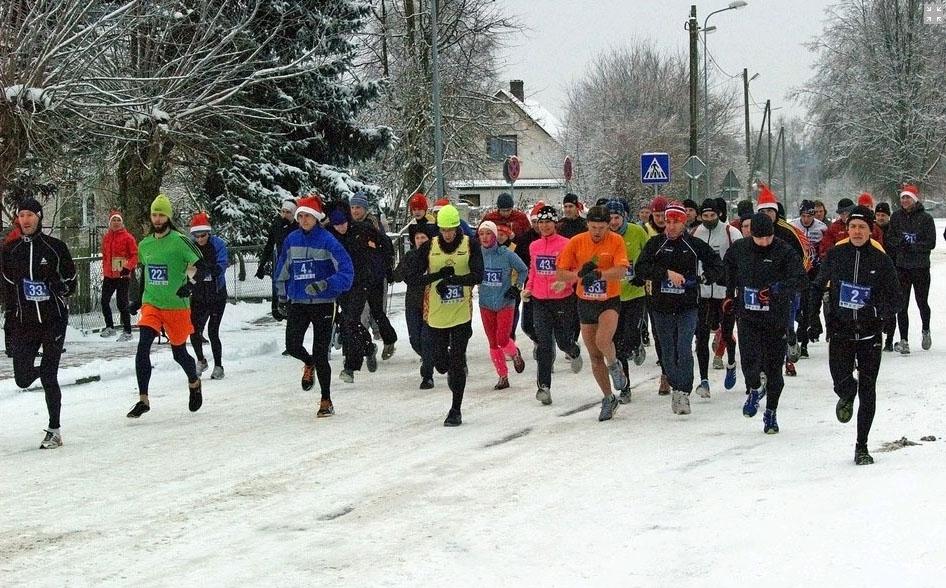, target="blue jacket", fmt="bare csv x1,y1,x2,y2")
275,226,354,304
477,243,527,311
